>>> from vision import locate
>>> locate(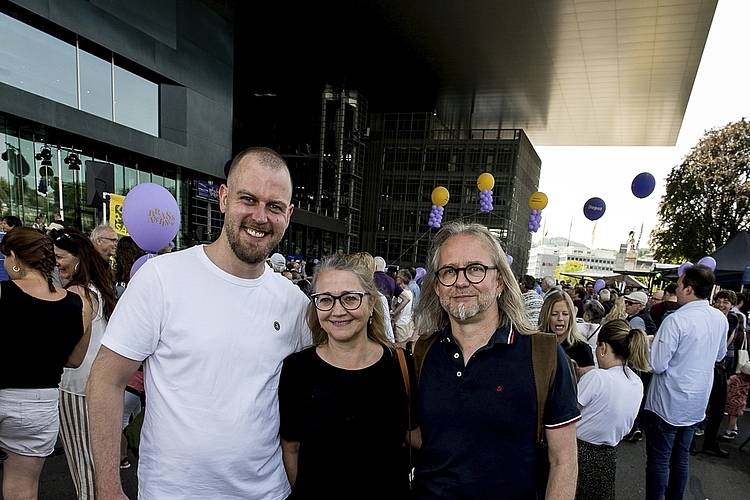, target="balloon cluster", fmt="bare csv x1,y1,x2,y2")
528,210,542,232
428,186,450,228
479,190,493,212
477,173,495,213
528,192,548,233
428,205,444,228
677,256,717,277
